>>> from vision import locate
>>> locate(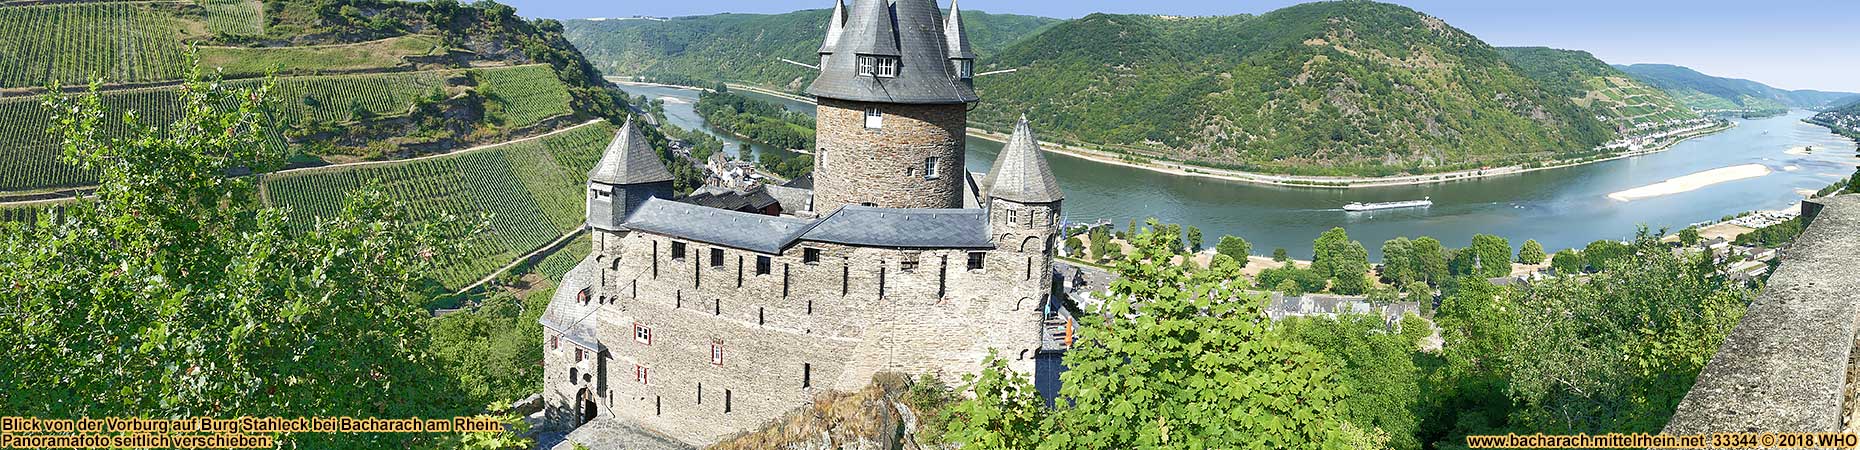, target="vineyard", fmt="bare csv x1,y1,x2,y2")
532,238,592,282
201,0,264,36
262,121,617,290
257,71,449,123
0,87,294,192
0,2,188,88
473,65,576,128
